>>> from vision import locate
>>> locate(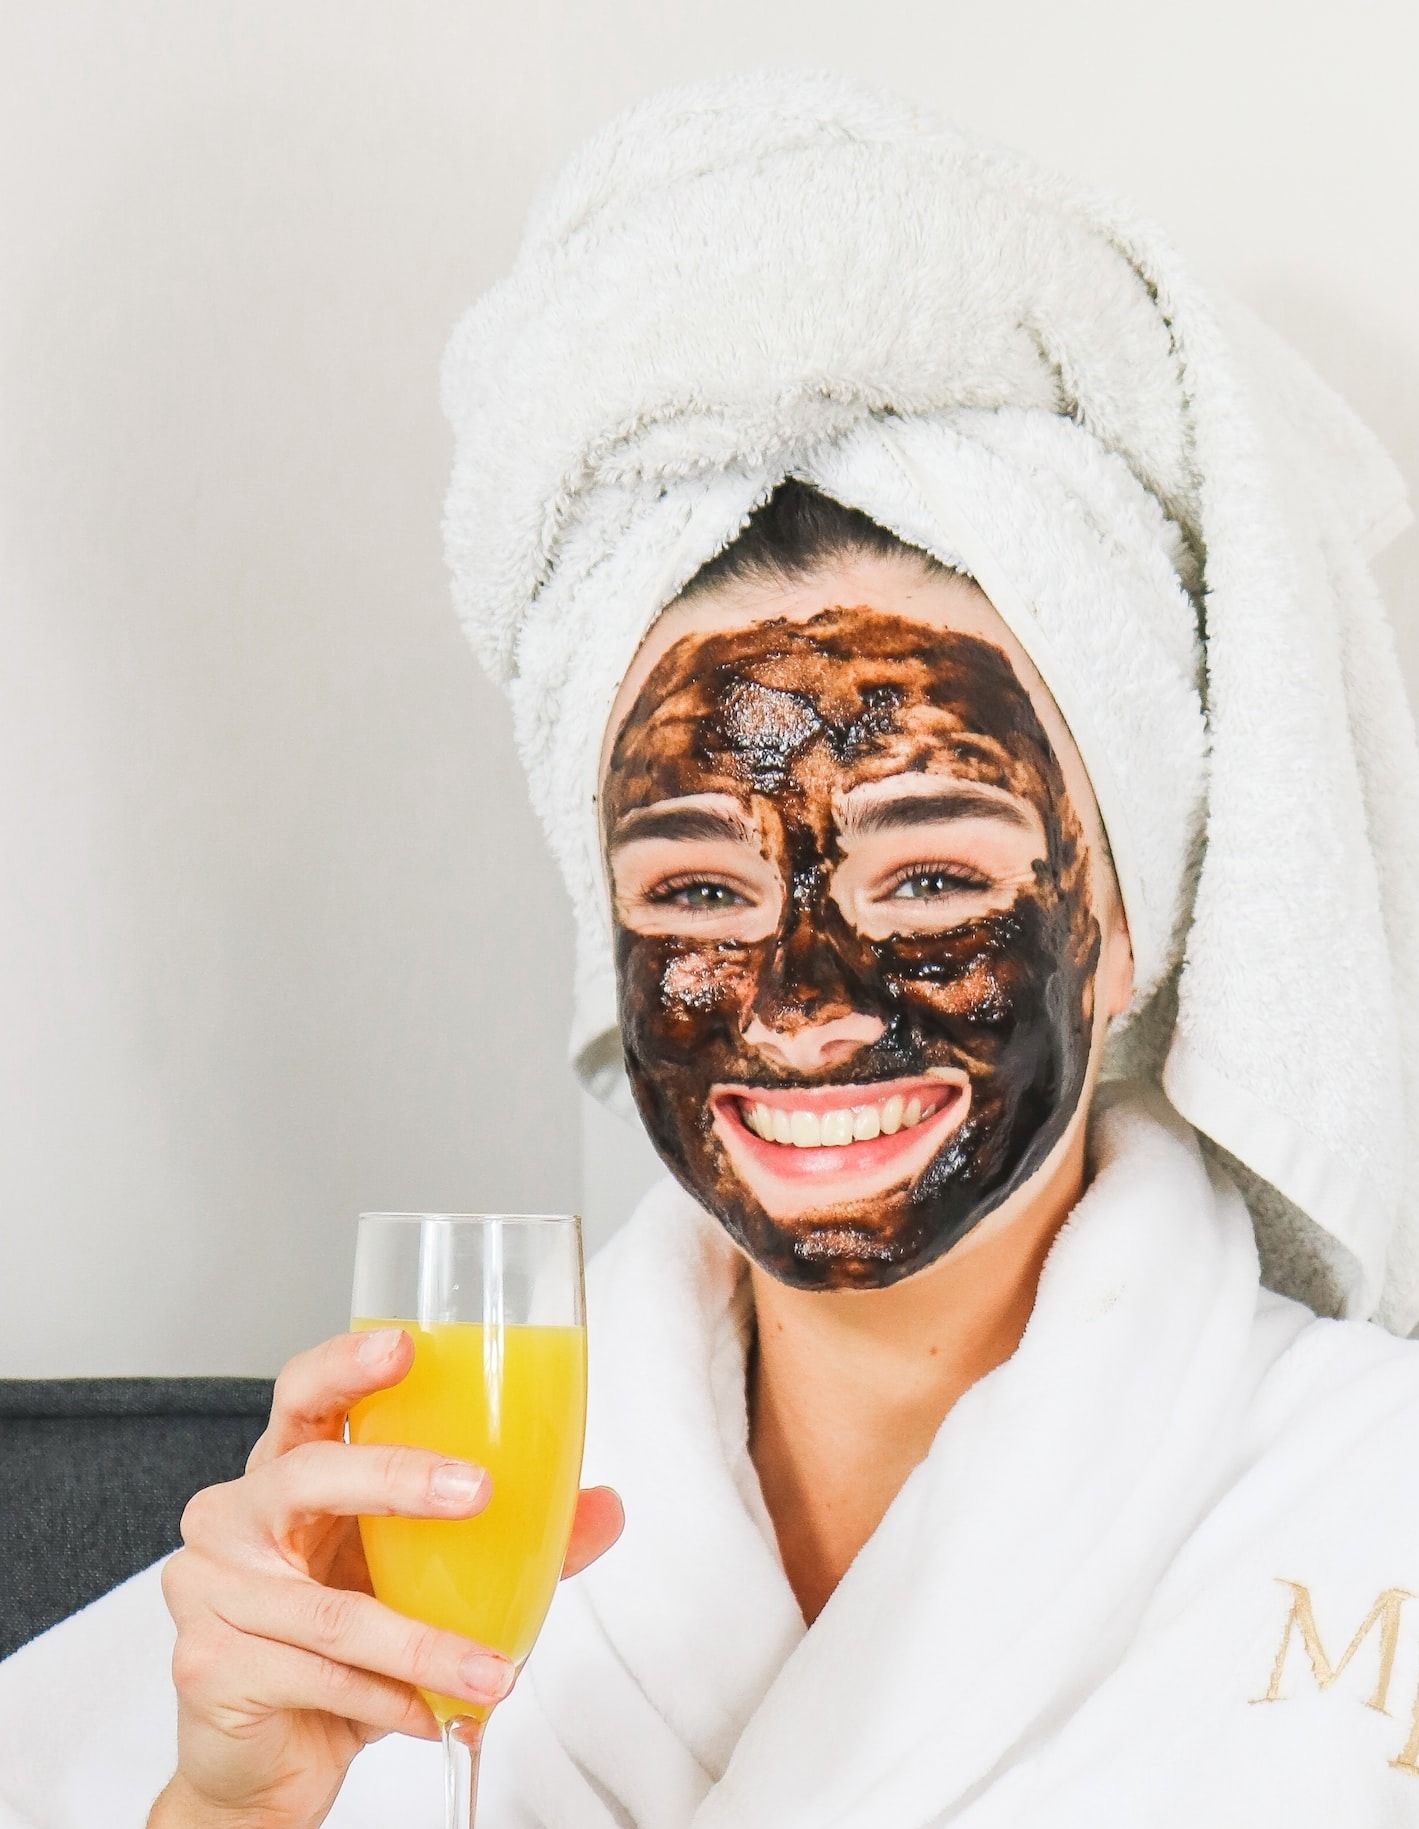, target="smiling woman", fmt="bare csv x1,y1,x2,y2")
8,63,1419,1829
